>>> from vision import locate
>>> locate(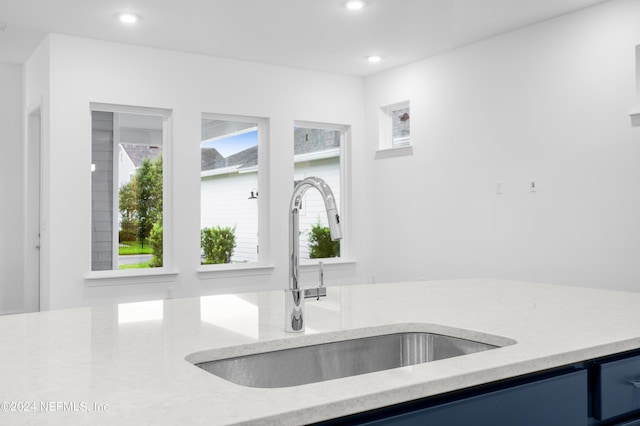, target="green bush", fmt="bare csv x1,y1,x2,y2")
201,226,237,264
308,220,340,259
149,220,163,267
